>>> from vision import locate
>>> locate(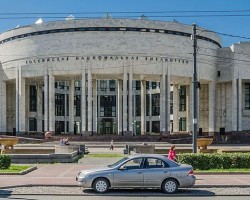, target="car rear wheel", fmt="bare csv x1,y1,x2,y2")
162,179,178,194
93,178,109,193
